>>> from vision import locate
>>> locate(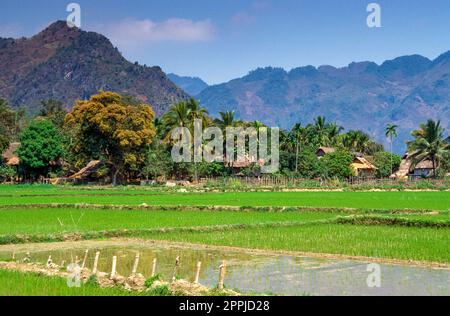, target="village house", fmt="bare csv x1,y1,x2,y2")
2,142,20,167
316,147,336,158
227,154,265,177
315,147,378,178
392,154,434,180
350,156,377,178
1,143,20,182
69,160,110,184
